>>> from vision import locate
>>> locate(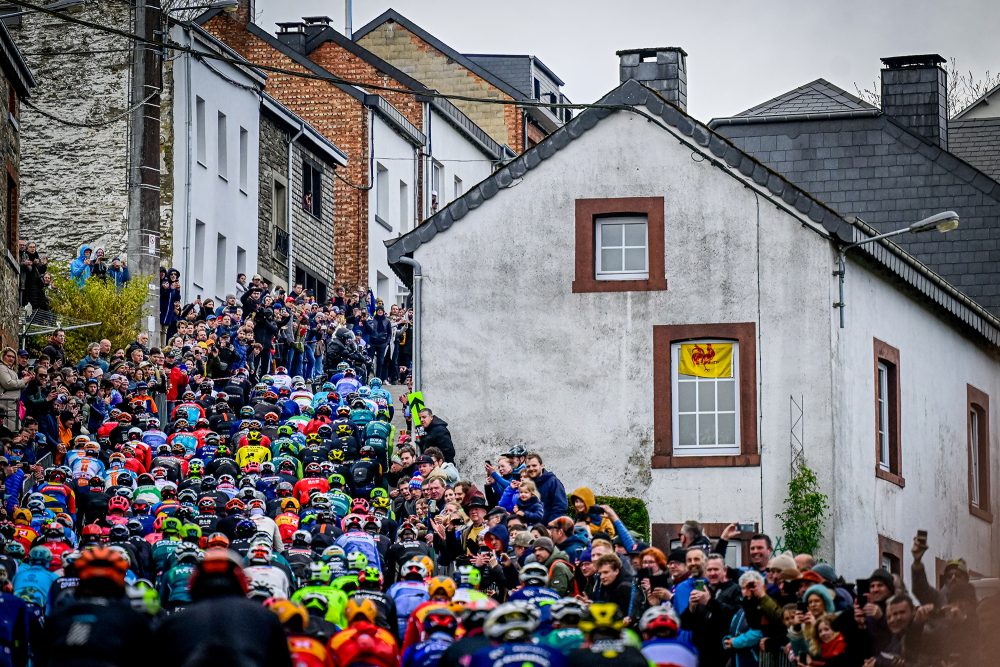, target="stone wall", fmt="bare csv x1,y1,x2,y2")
257,114,285,286
0,70,20,346
357,23,524,153
12,1,133,261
